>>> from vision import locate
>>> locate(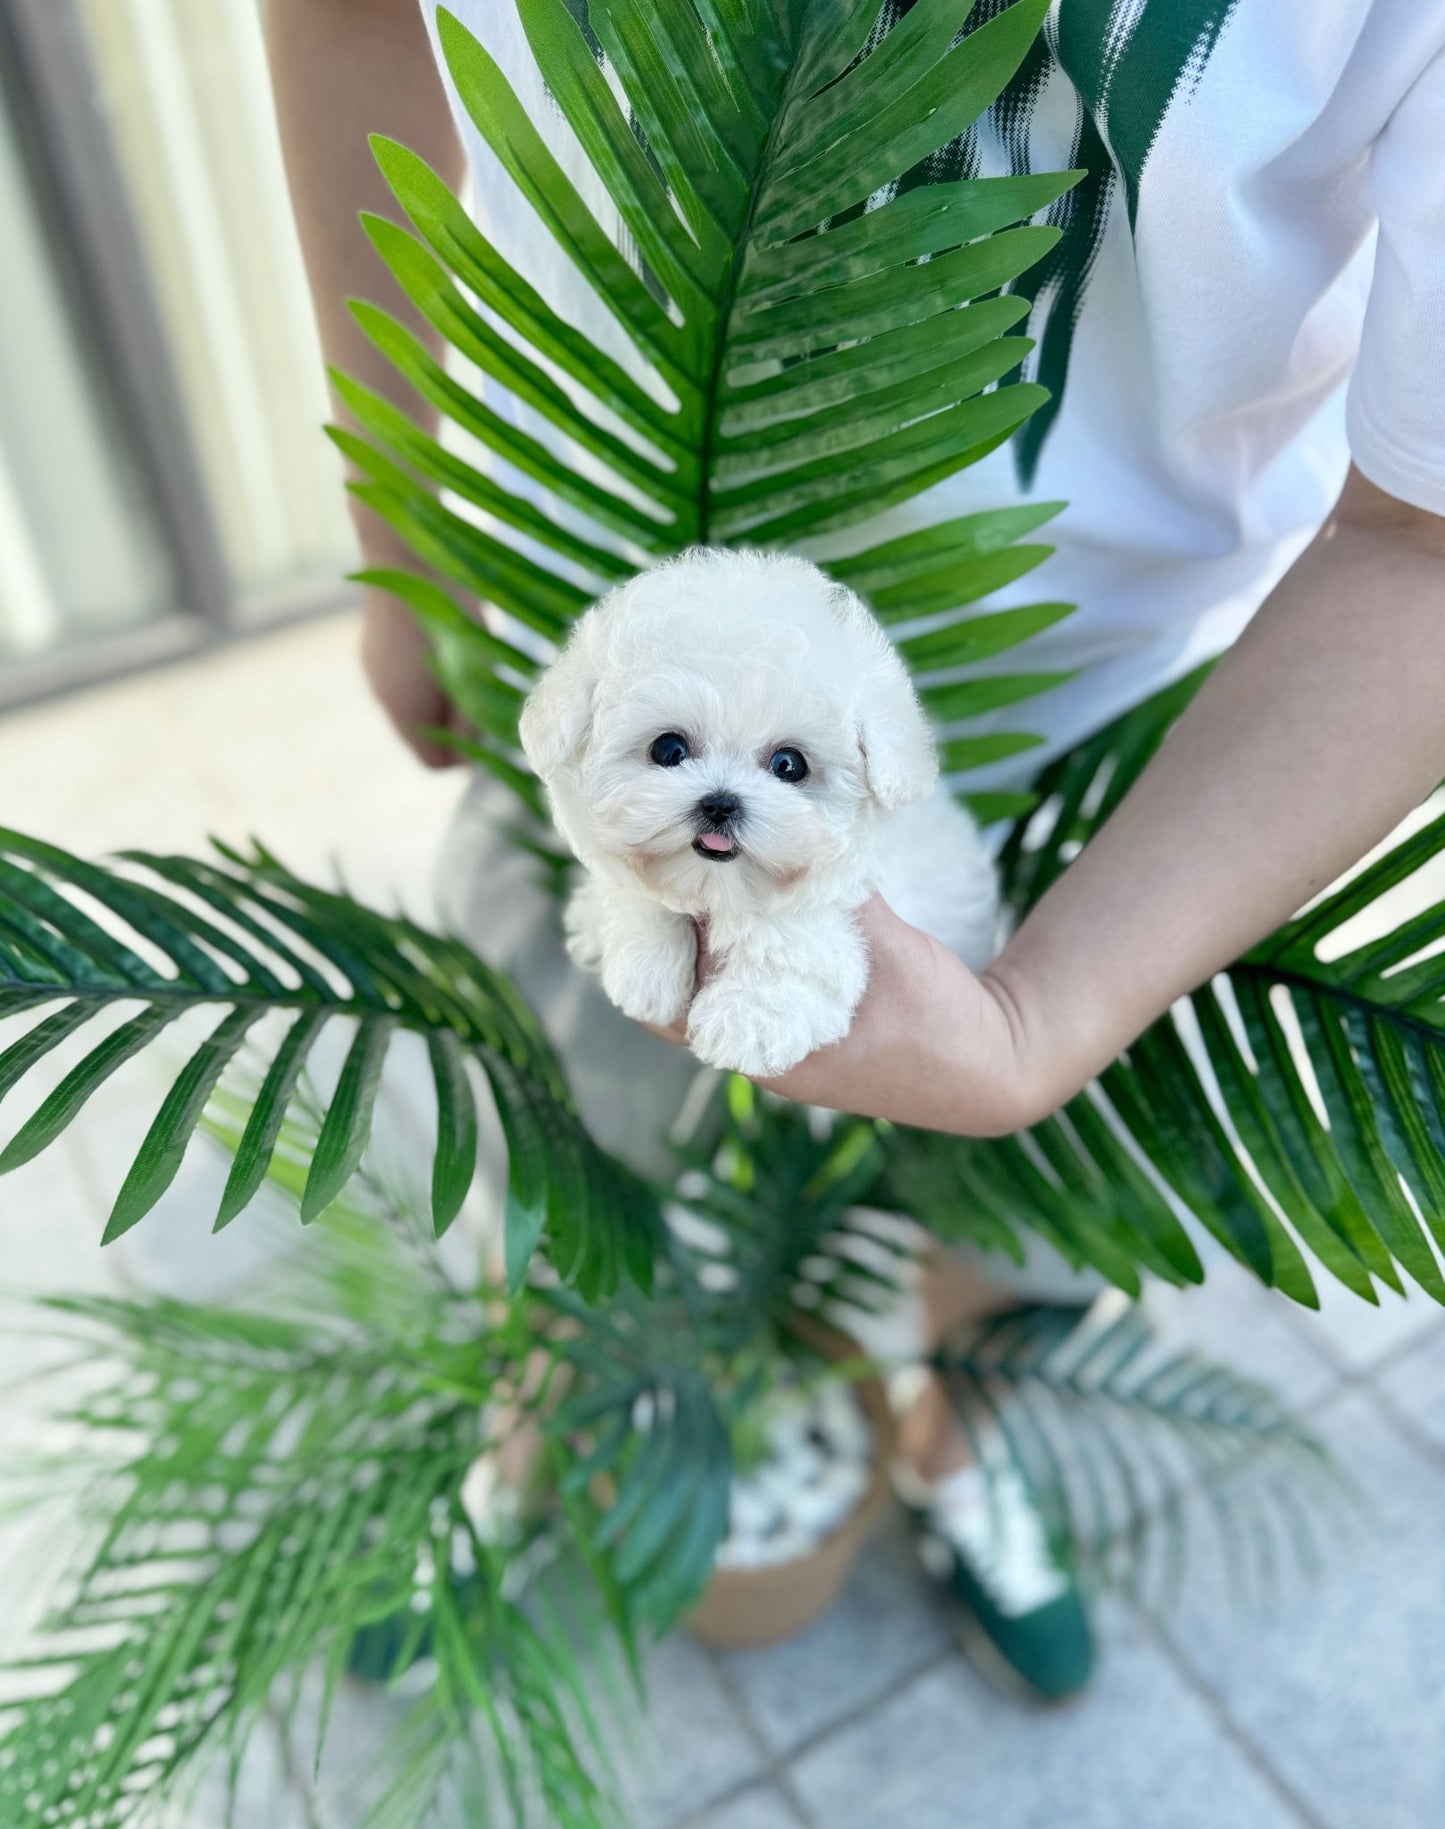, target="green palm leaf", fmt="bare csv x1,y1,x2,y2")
885,674,1445,1310
0,829,656,1297
341,0,1083,808
936,1298,1352,1610
550,1283,735,1630
672,1074,904,1329
0,1276,621,1829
